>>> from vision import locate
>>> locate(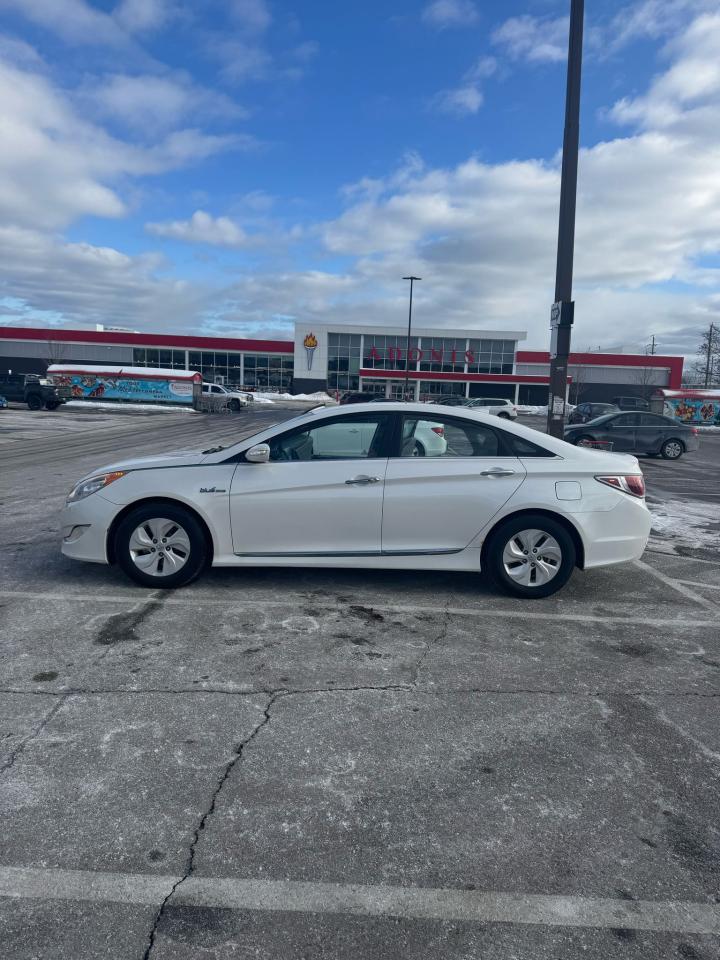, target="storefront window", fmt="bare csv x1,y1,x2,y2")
327,332,361,391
